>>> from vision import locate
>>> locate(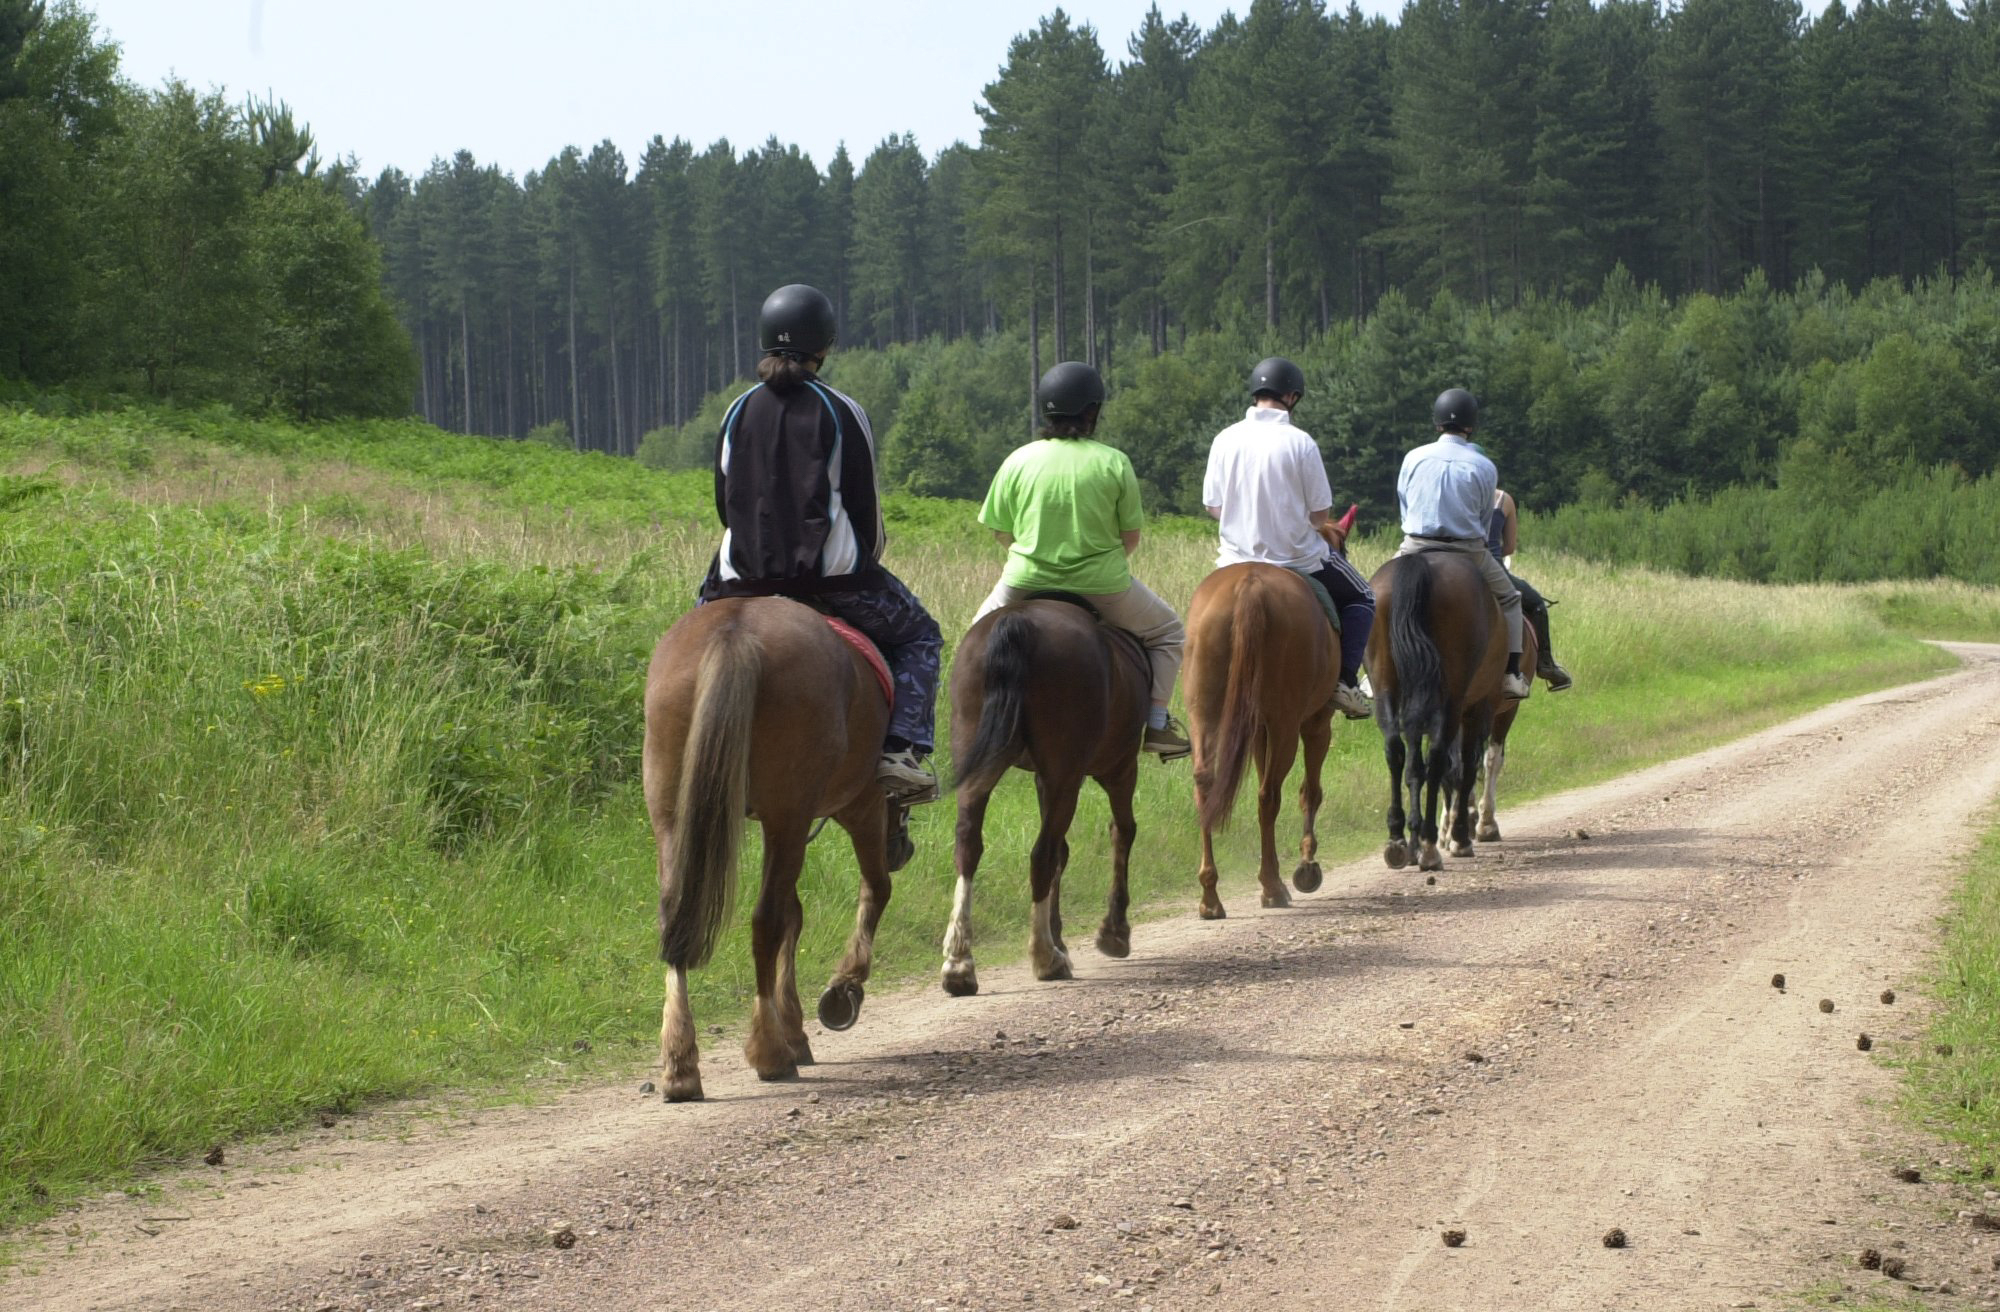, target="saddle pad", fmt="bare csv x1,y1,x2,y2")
823,616,894,706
